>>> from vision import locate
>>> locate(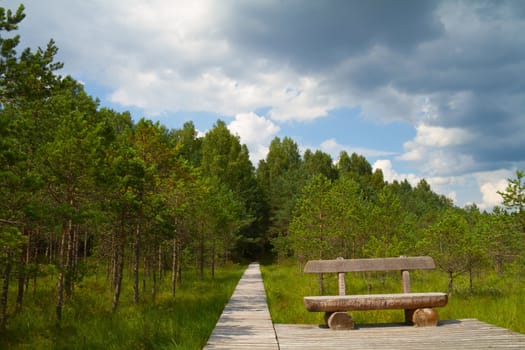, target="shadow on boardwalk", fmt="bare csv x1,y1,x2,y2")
205,263,525,349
